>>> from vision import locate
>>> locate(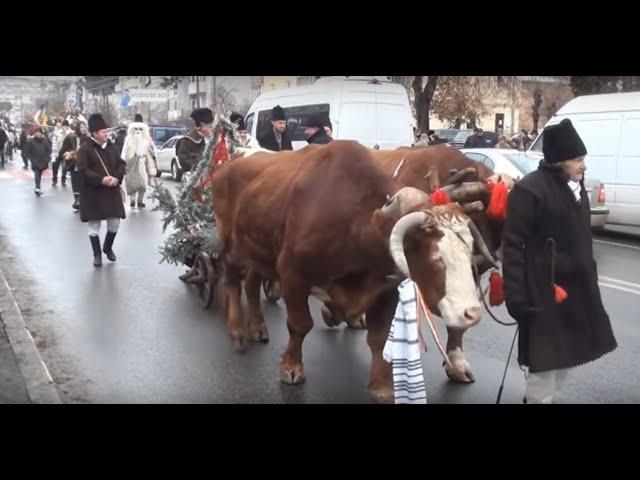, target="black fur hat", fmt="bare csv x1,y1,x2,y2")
543,118,587,163
271,105,286,121
229,112,246,131
190,108,214,126
88,113,109,133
